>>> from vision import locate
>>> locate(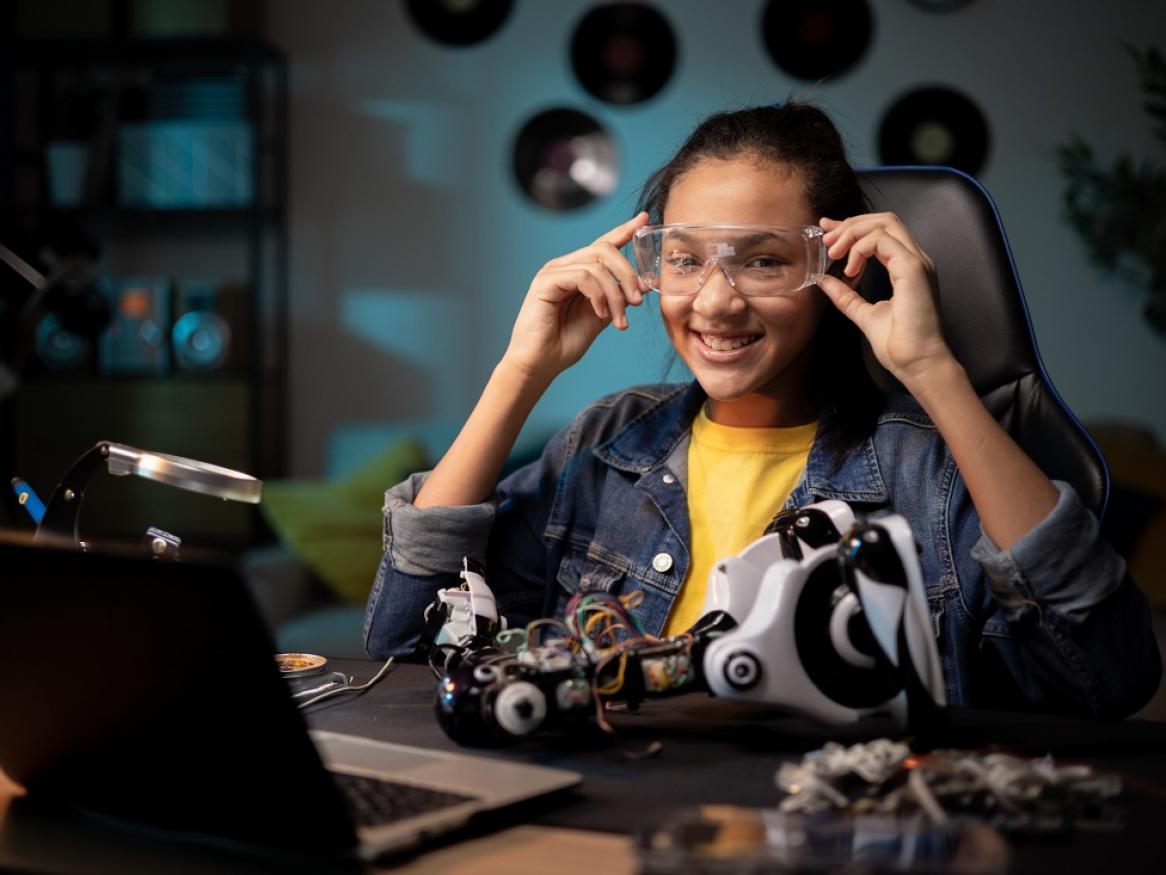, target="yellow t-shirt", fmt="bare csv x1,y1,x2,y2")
662,406,817,636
